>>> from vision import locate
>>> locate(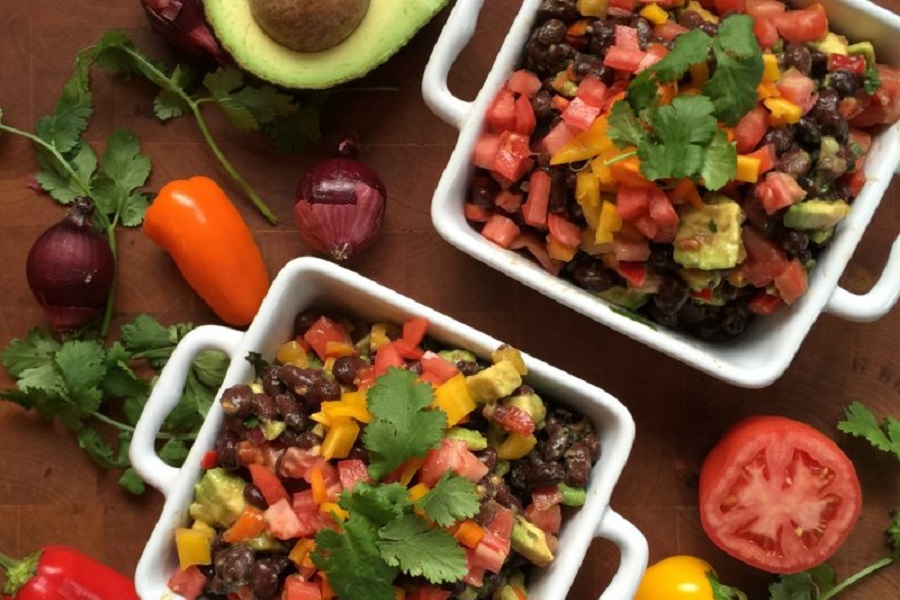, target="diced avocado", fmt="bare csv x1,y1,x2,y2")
354,334,371,359
808,228,834,245
458,588,478,600
494,586,520,600
505,391,547,428
493,459,511,477
447,427,488,451
595,286,649,310
848,41,876,65
784,200,851,230
678,268,723,292
438,348,478,367
820,136,841,158
189,468,247,528
507,570,526,589
246,531,285,552
466,362,522,403
813,32,849,56
511,516,555,567
558,483,587,507
673,200,746,270
262,420,286,440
